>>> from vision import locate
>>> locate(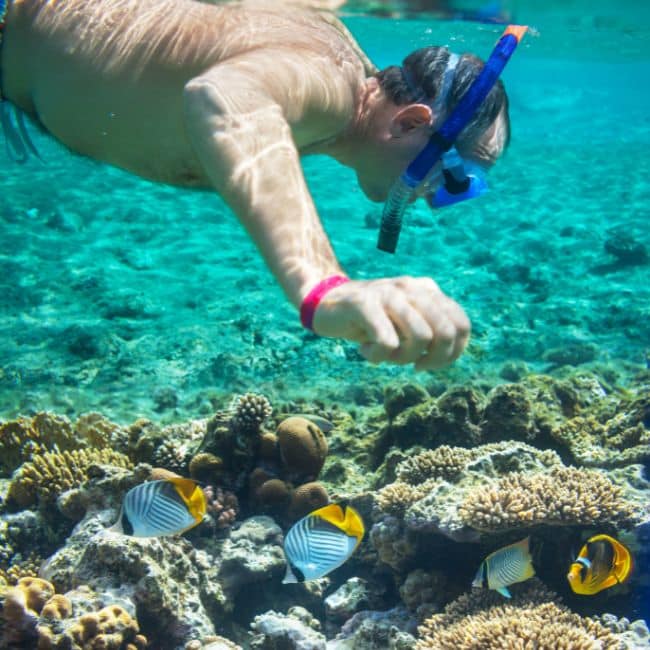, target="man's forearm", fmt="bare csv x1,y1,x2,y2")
184,80,343,307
